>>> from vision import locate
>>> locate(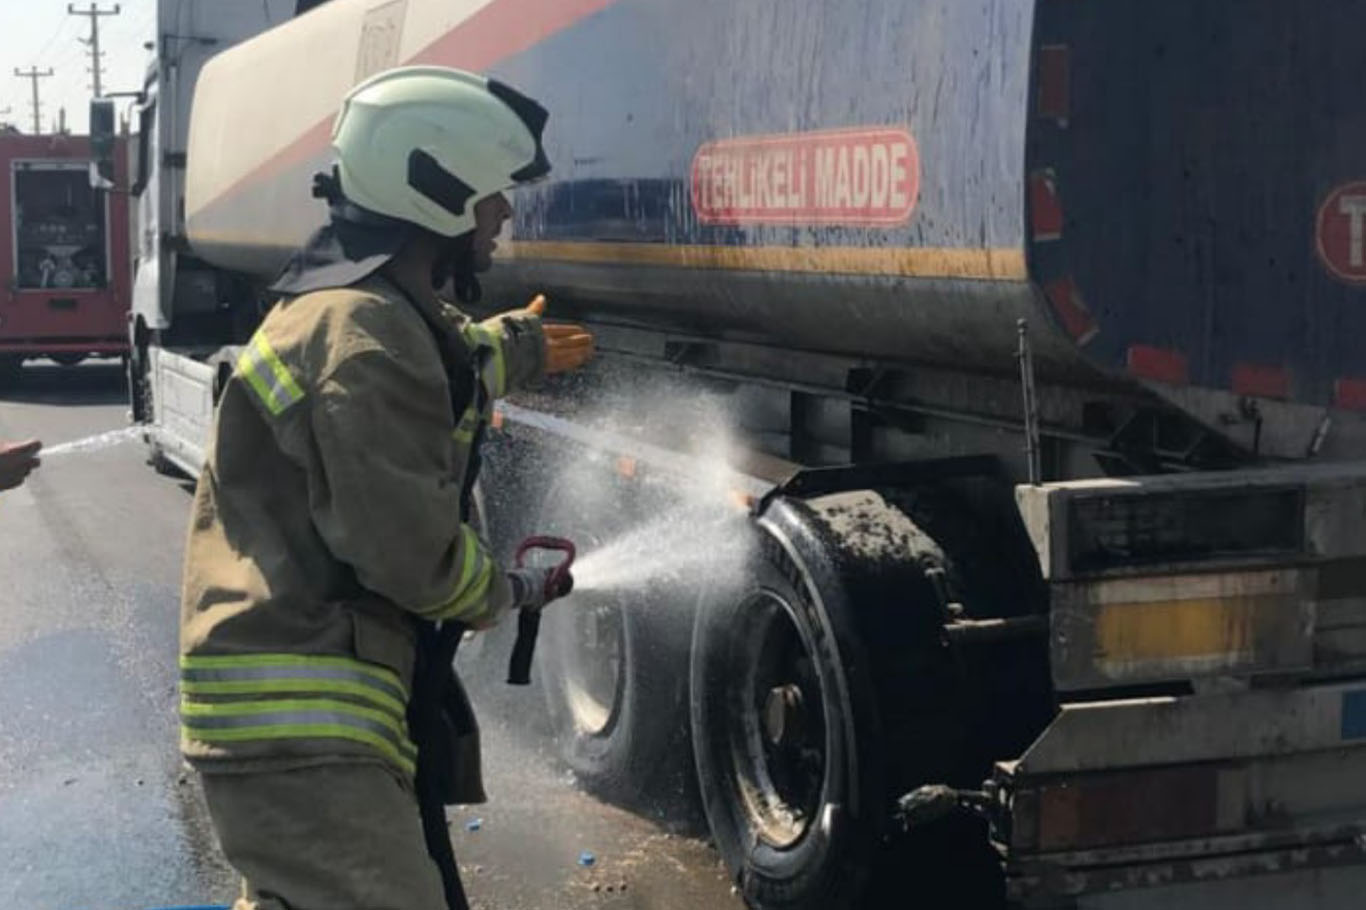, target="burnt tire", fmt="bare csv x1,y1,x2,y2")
691,493,1002,910
536,473,694,806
